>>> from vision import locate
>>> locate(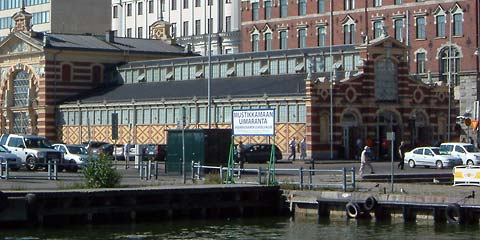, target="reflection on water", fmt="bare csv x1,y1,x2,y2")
0,217,478,240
